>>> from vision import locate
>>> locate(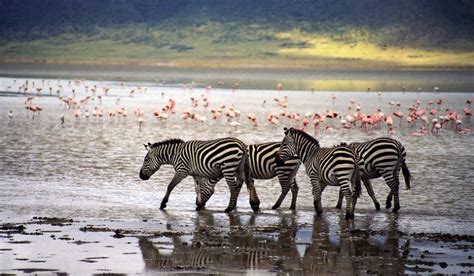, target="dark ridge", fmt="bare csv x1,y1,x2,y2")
150,138,184,148
0,0,473,50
